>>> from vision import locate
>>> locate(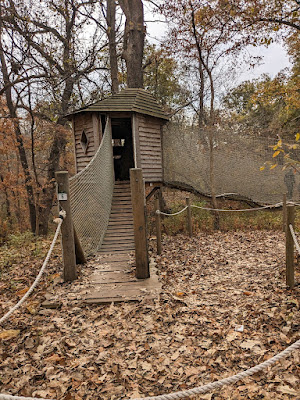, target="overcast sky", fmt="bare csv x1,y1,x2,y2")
145,8,291,84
